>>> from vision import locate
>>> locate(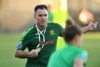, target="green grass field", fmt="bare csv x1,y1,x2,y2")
0,33,100,67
